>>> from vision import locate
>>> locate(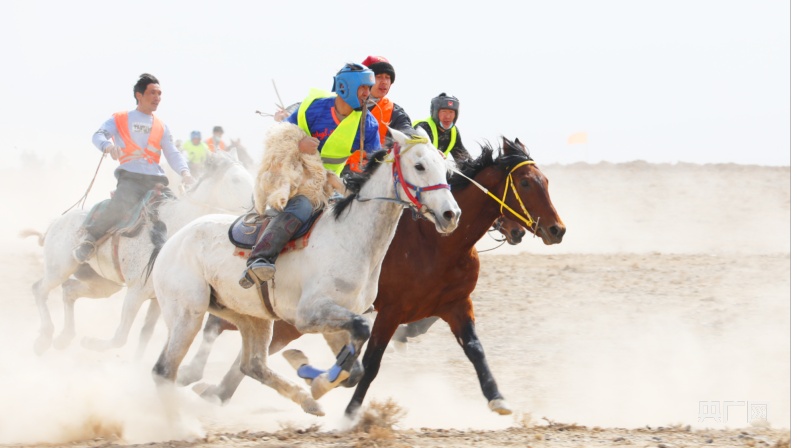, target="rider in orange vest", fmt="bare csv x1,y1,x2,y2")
72,73,196,263
344,56,414,175
206,125,227,152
